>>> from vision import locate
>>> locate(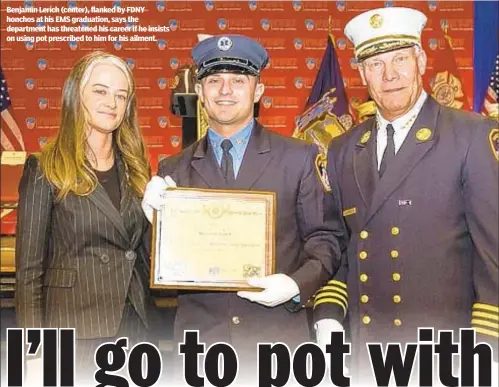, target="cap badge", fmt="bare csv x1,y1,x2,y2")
415,128,432,142
369,14,383,28
217,36,232,51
